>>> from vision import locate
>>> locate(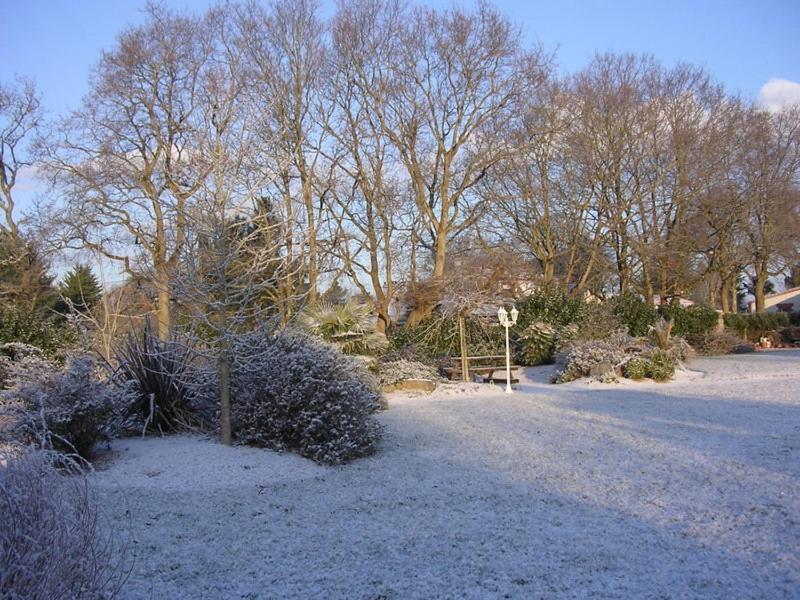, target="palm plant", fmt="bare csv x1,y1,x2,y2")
300,301,388,355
